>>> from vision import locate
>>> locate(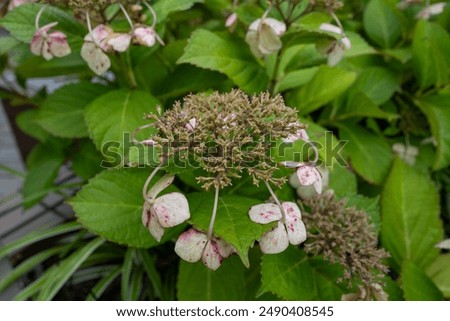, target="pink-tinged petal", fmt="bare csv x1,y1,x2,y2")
41,41,53,61
107,33,132,52
48,31,71,57
201,240,222,271
282,202,306,245
142,139,156,146
133,27,157,47
296,164,321,186
8,0,36,11
327,44,345,67
185,118,196,131
81,42,111,75
313,179,322,194
38,22,59,34
225,13,237,28
341,36,351,50
174,229,207,262
30,34,44,56
215,238,235,258
84,24,111,43
436,239,450,250
283,128,310,143
147,174,175,200
262,18,286,36
259,222,289,254
249,19,262,32
319,23,343,35
142,203,165,242
249,203,282,224
152,192,190,228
